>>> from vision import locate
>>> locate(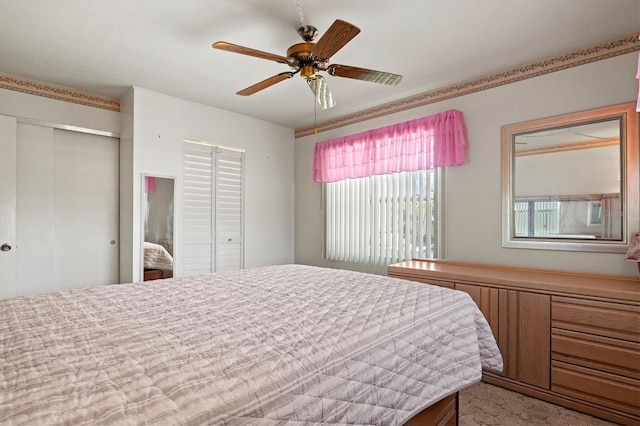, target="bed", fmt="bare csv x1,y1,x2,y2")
143,241,174,280
0,264,502,425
